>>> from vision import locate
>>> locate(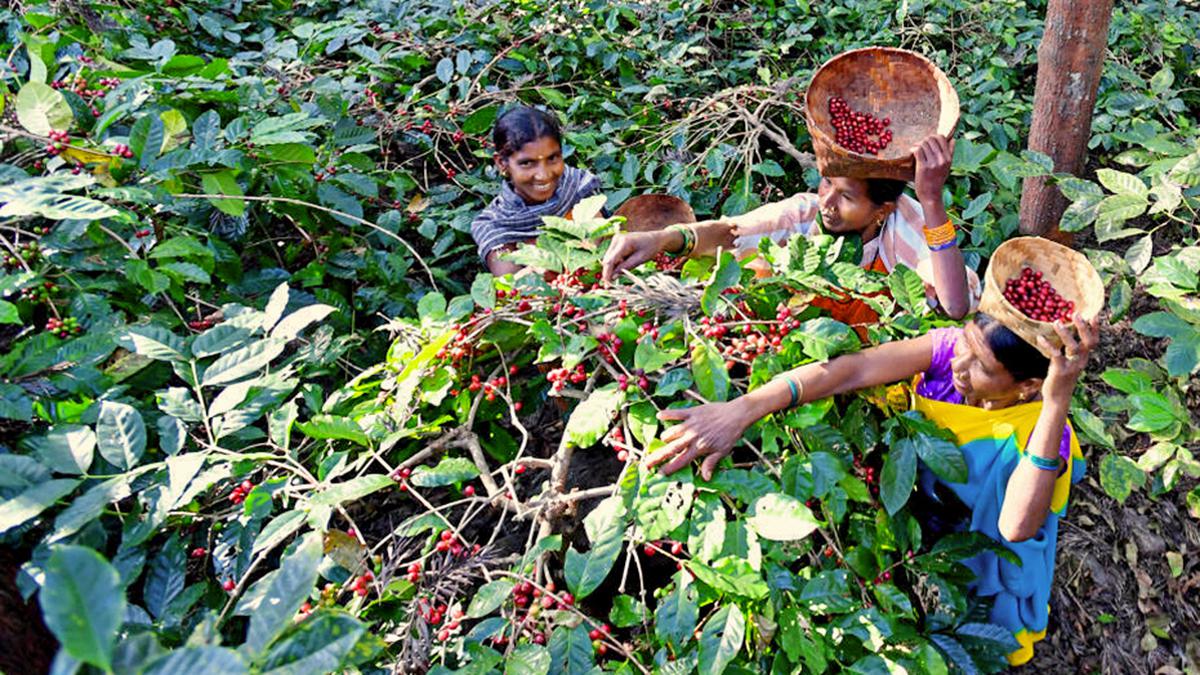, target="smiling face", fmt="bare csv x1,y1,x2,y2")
495,135,565,205
950,321,1041,408
816,176,892,240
